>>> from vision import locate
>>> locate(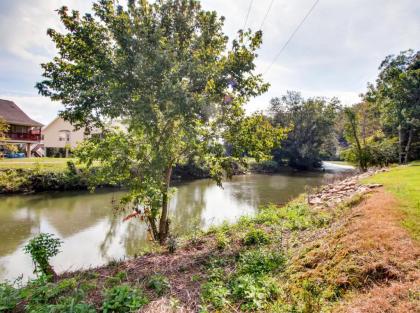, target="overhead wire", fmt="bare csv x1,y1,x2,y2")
264,0,321,74
242,0,254,30
259,0,276,30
